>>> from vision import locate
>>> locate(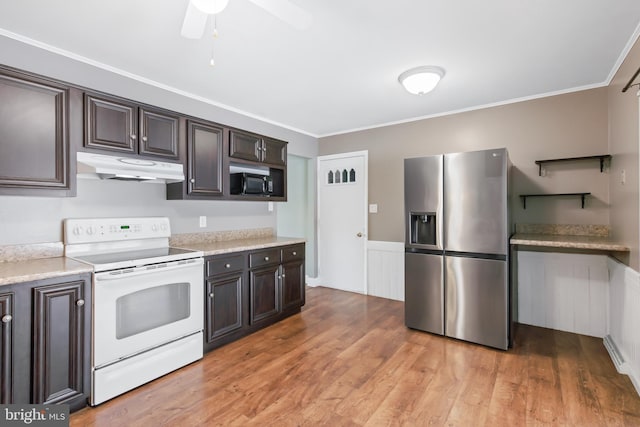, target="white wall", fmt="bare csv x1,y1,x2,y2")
0,179,275,245
276,155,316,276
